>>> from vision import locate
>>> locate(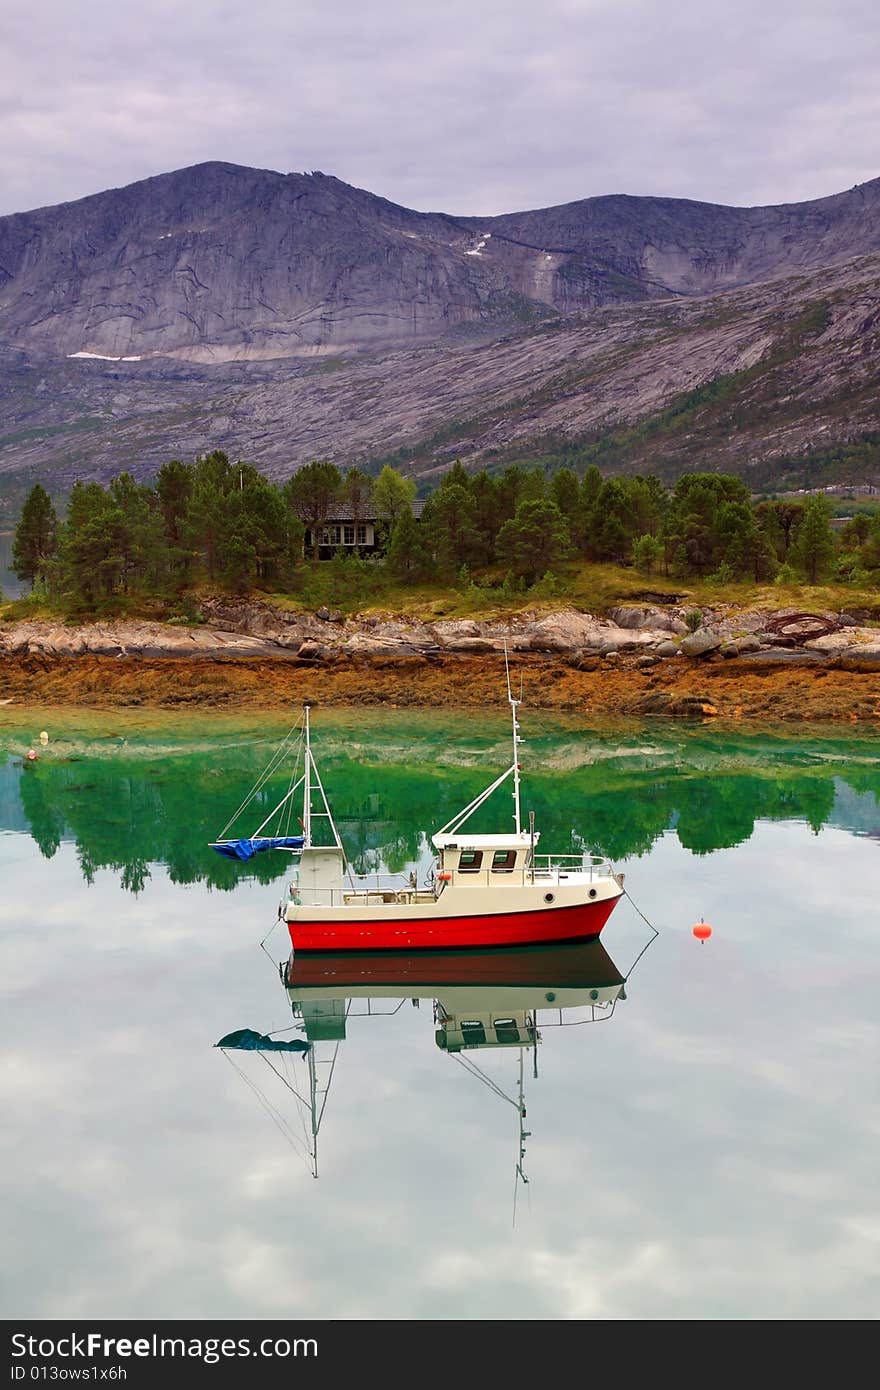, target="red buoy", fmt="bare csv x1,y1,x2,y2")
692,918,712,943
